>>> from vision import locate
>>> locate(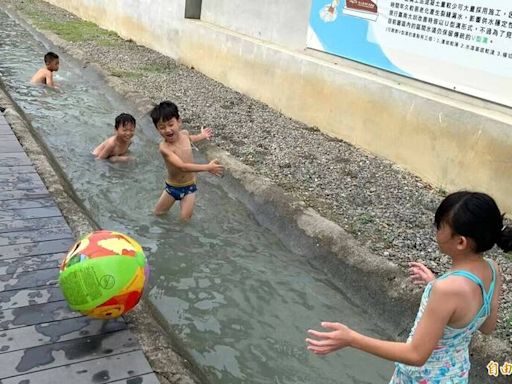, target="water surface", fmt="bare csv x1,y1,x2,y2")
0,9,395,383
